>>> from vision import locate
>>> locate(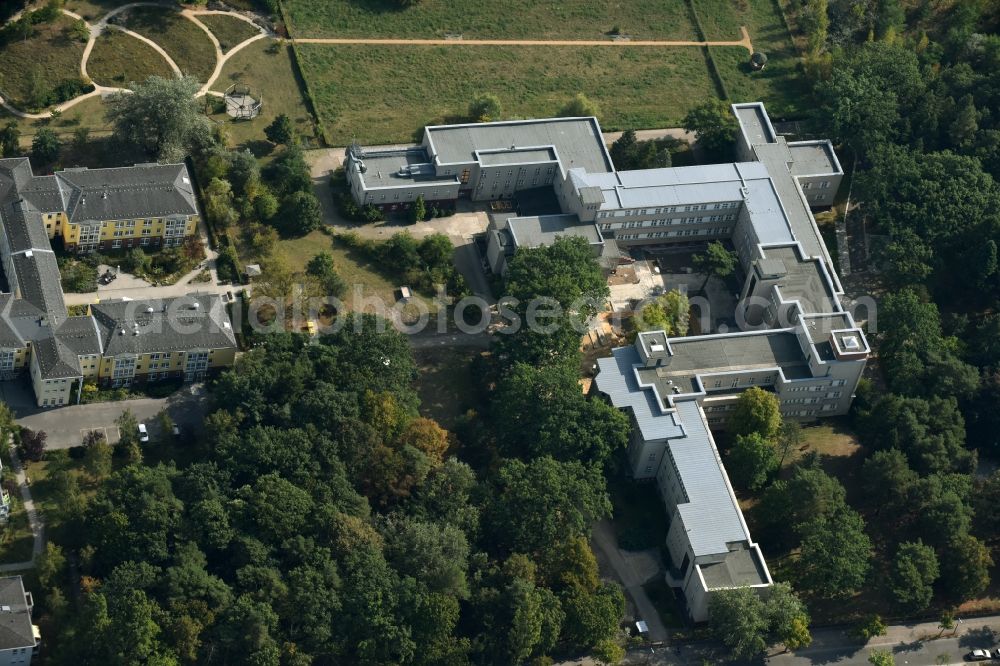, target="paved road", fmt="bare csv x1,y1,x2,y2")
557,616,1000,665
6,381,209,449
